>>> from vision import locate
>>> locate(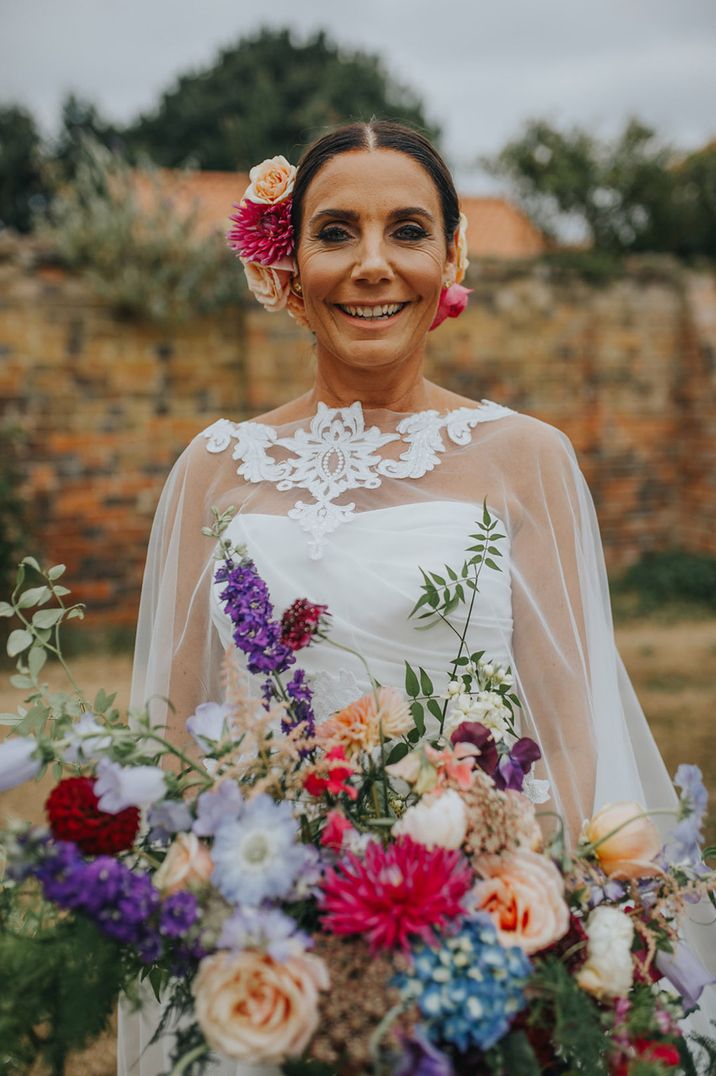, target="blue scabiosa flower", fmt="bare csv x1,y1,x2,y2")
392,913,531,1053
211,794,309,905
